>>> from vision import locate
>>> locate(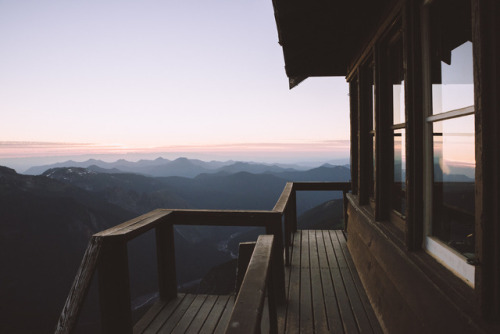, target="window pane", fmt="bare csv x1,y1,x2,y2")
430,0,473,115
393,128,406,215
393,81,405,124
368,63,375,198
390,35,405,125
432,42,474,114
432,115,475,257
